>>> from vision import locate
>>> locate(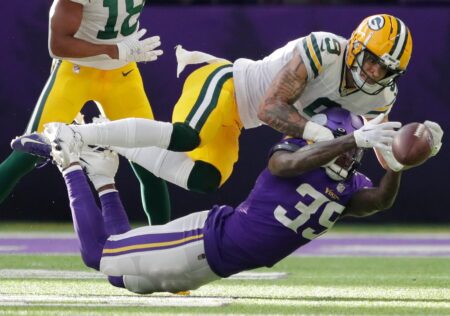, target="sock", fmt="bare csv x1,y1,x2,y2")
72,118,173,149
63,168,107,271
114,146,194,190
167,122,200,151
99,190,131,236
130,162,171,225
0,151,39,203
187,161,221,193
